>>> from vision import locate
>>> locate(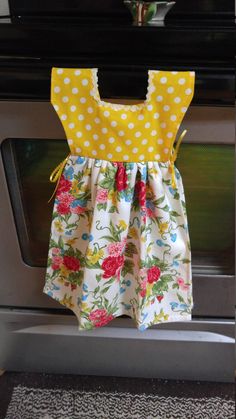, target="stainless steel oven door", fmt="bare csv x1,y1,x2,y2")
0,101,234,381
